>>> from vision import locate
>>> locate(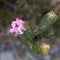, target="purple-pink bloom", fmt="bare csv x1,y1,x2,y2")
11,21,18,28
10,18,26,36
10,28,18,36
16,18,25,24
